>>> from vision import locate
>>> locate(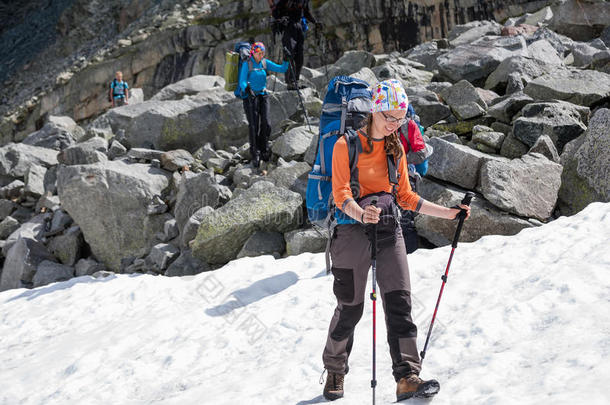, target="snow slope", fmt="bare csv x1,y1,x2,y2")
1,203,609,405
